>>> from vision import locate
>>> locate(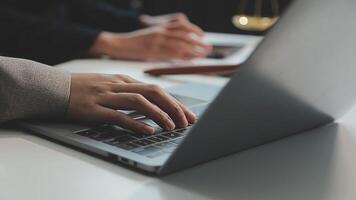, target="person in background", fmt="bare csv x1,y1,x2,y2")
0,0,212,65
0,56,196,134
